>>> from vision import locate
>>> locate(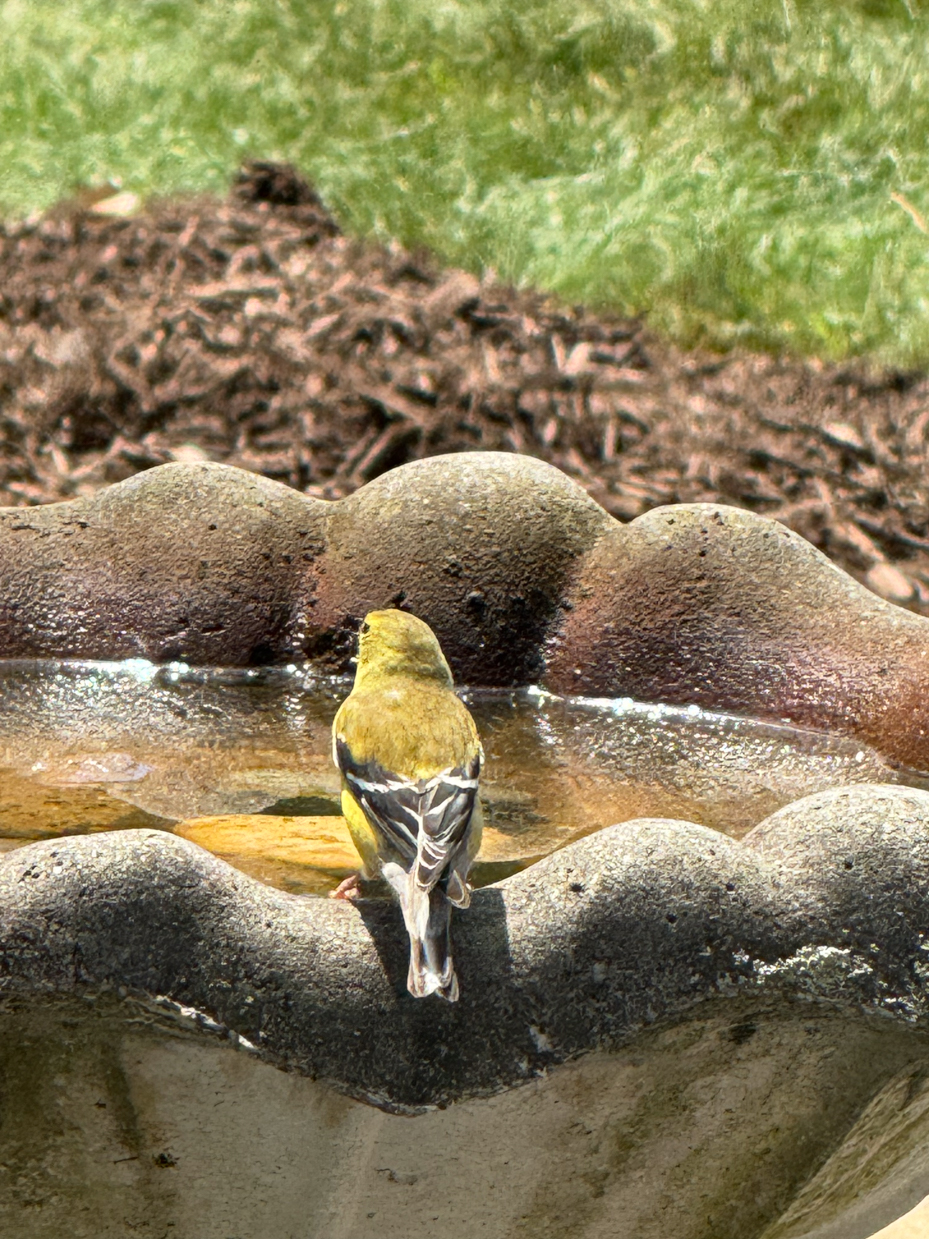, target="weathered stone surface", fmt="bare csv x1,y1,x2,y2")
0,823,763,1108
0,997,925,1239
745,784,929,995
4,453,929,766
310,451,614,681
544,502,929,768
2,784,929,1108
0,452,616,682
0,462,327,664
7,454,929,1233
2,785,929,1234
